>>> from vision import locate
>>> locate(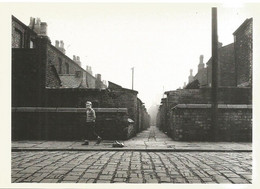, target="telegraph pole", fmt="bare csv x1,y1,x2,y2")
131,67,134,90
211,7,219,141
